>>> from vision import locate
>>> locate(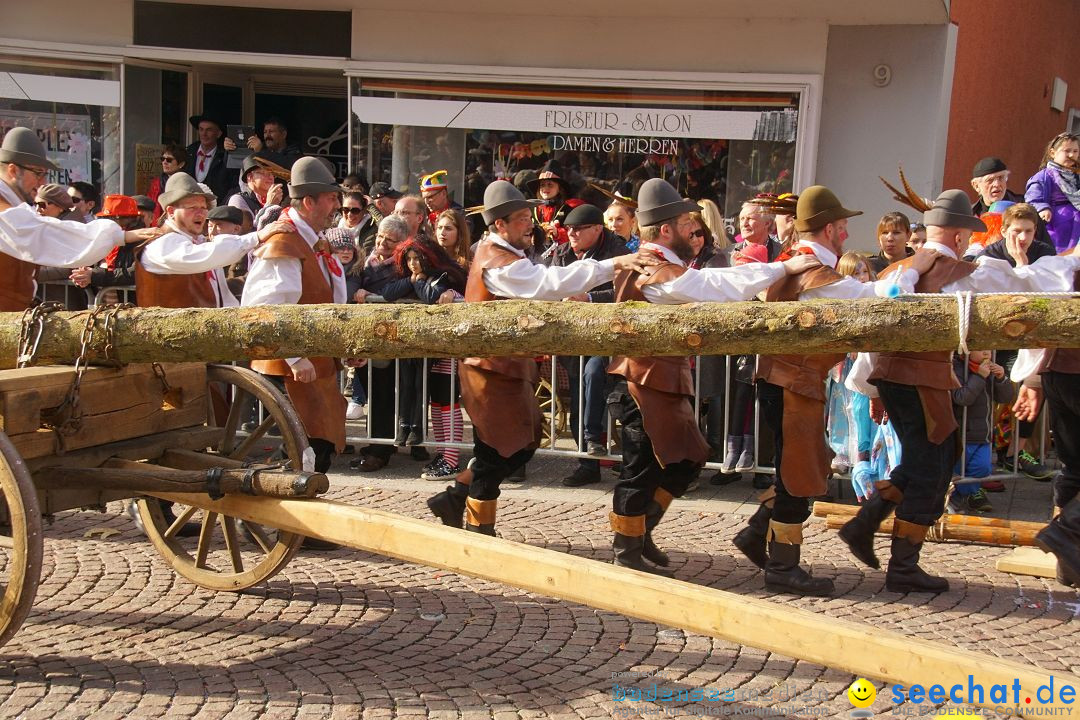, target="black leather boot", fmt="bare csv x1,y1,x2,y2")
884,521,949,594
733,503,772,569
612,532,673,577
1036,499,1080,584
427,480,469,528
642,500,669,567
838,481,901,569
763,521,834,596
465,498,497,537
